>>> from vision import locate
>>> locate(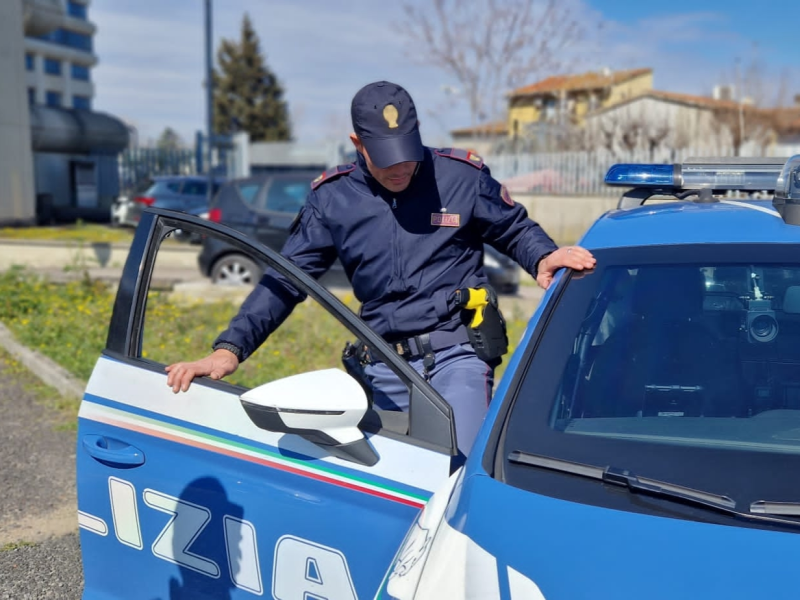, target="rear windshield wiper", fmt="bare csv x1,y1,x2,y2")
508,450,800,529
